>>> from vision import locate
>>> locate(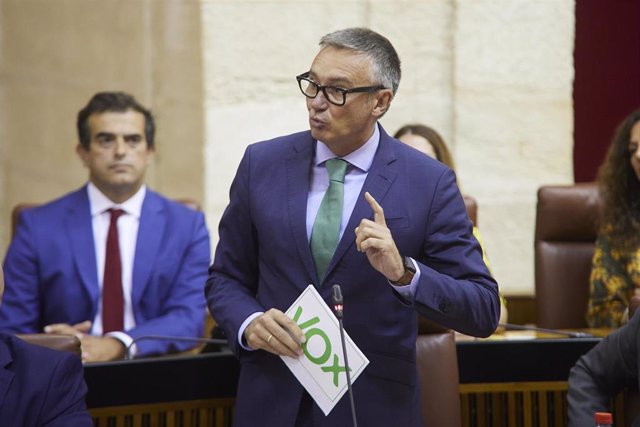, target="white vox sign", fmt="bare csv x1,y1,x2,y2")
281,285,369,416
